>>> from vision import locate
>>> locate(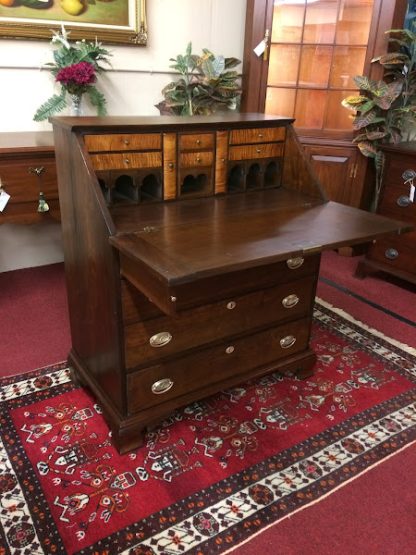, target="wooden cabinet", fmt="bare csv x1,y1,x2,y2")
0,132,60,224
242,0,407,209
356,143,416,284
52,113,409,453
